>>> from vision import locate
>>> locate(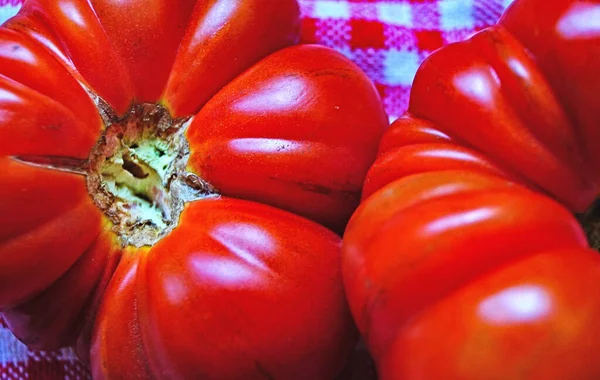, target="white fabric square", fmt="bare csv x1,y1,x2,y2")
313,1,351,19
0,3,19,24
384,49,420,86
0,328,28,364
439,0,475,29
504,0,516,9
377,2,413,27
